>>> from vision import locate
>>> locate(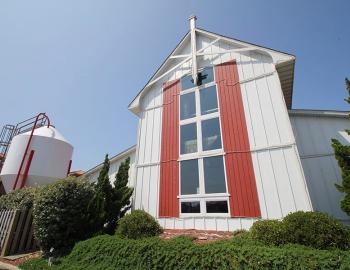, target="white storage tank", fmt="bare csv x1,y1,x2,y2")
0,126,73,193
